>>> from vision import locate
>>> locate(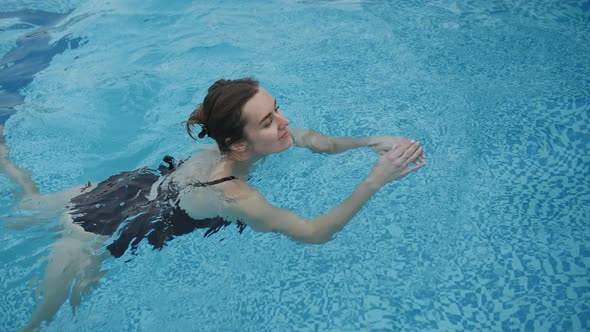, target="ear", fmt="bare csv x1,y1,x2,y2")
228,139,248,152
